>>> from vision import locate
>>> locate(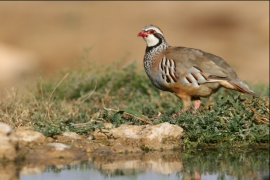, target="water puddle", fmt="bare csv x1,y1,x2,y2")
5,149,270,180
